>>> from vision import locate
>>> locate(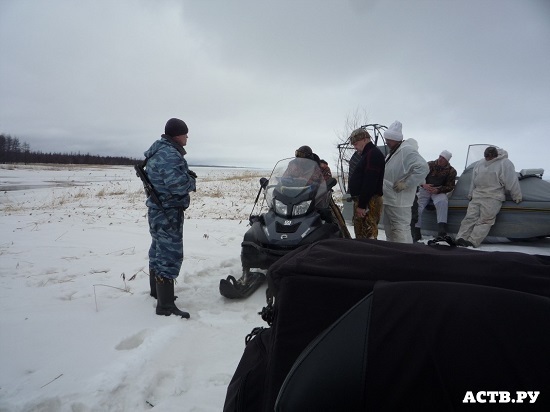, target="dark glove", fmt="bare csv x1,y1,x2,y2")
188,170,197,179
